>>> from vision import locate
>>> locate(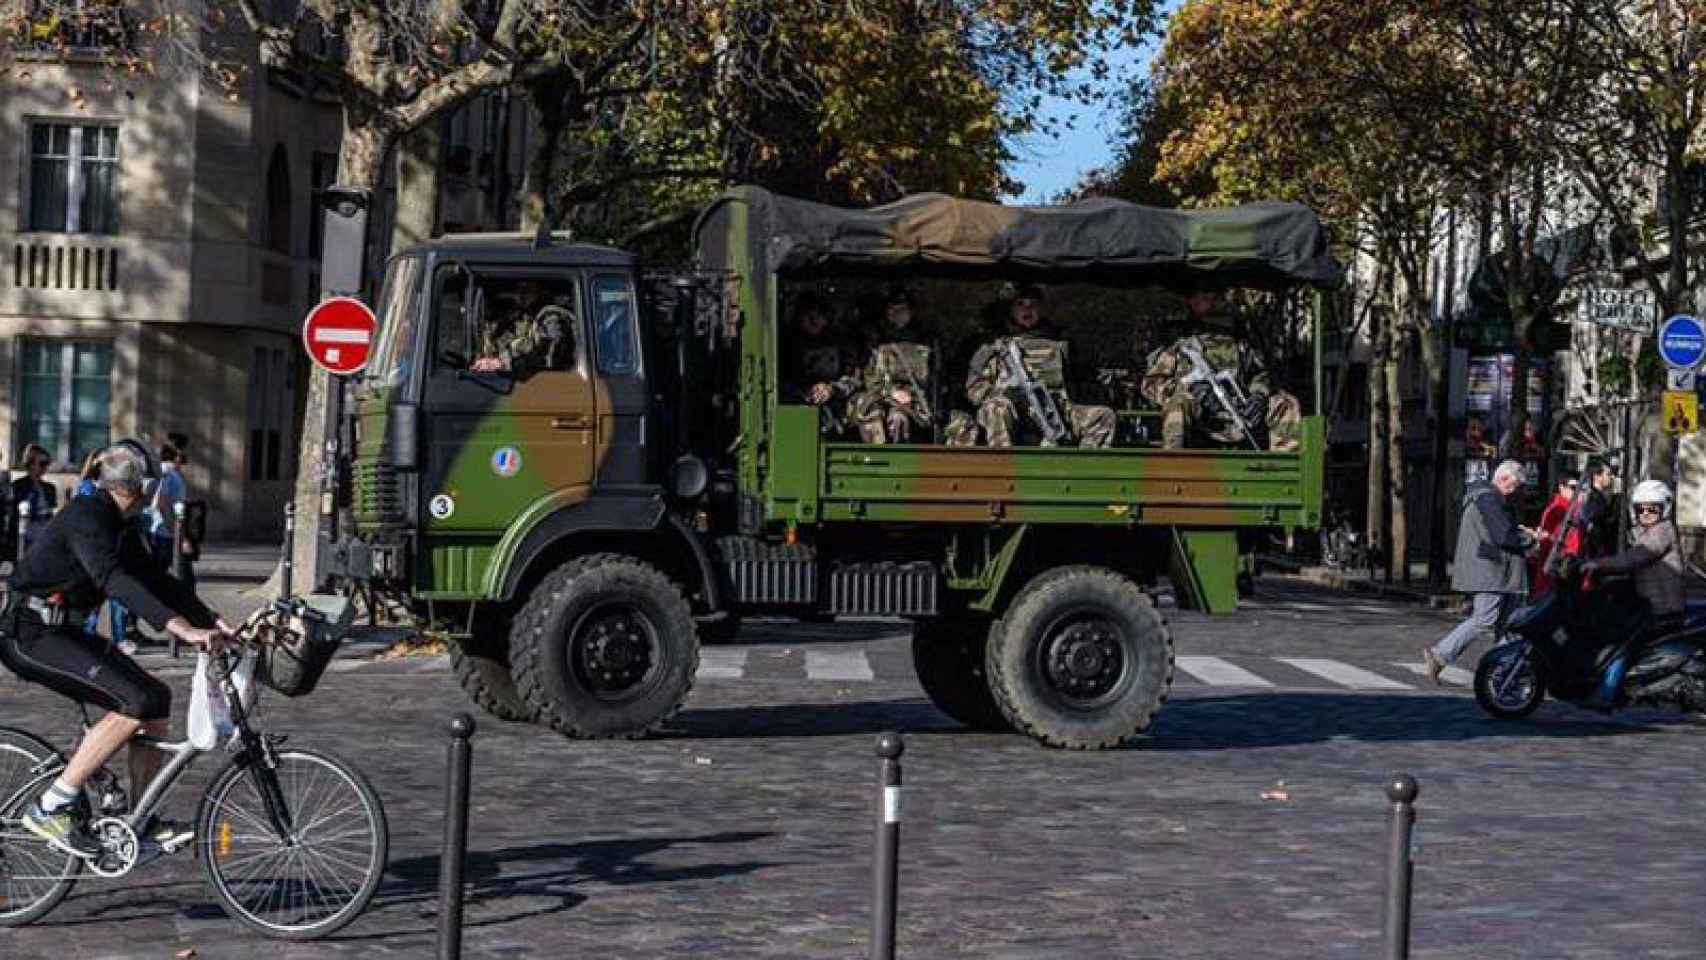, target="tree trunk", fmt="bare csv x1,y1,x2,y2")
392,122,443,253
519,78,572,231
1367,307,1390,579
281,121,392,595
1429,209,1459,587
1385,324,1408,583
